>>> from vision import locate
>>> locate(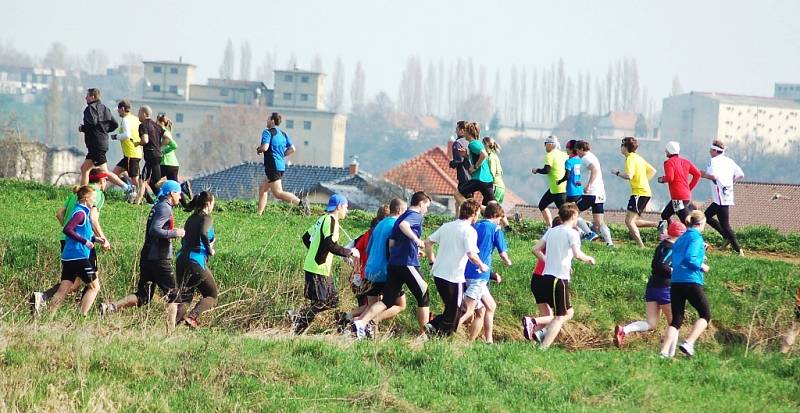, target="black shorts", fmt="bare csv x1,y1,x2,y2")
86,148,107,166
626,195,651,215
116,157,141,177
576,195,605,214
141,154,162,187
61,259,97,284
136,259,177,306
539,275,571,316
538,190,566,211
459,180,495,205
530,274,552,305
160,165,179,182
363,281,405,299
264,166,284,183
382,265,430,308
176,258,218,303
304,271,339,309
566,195,582,203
